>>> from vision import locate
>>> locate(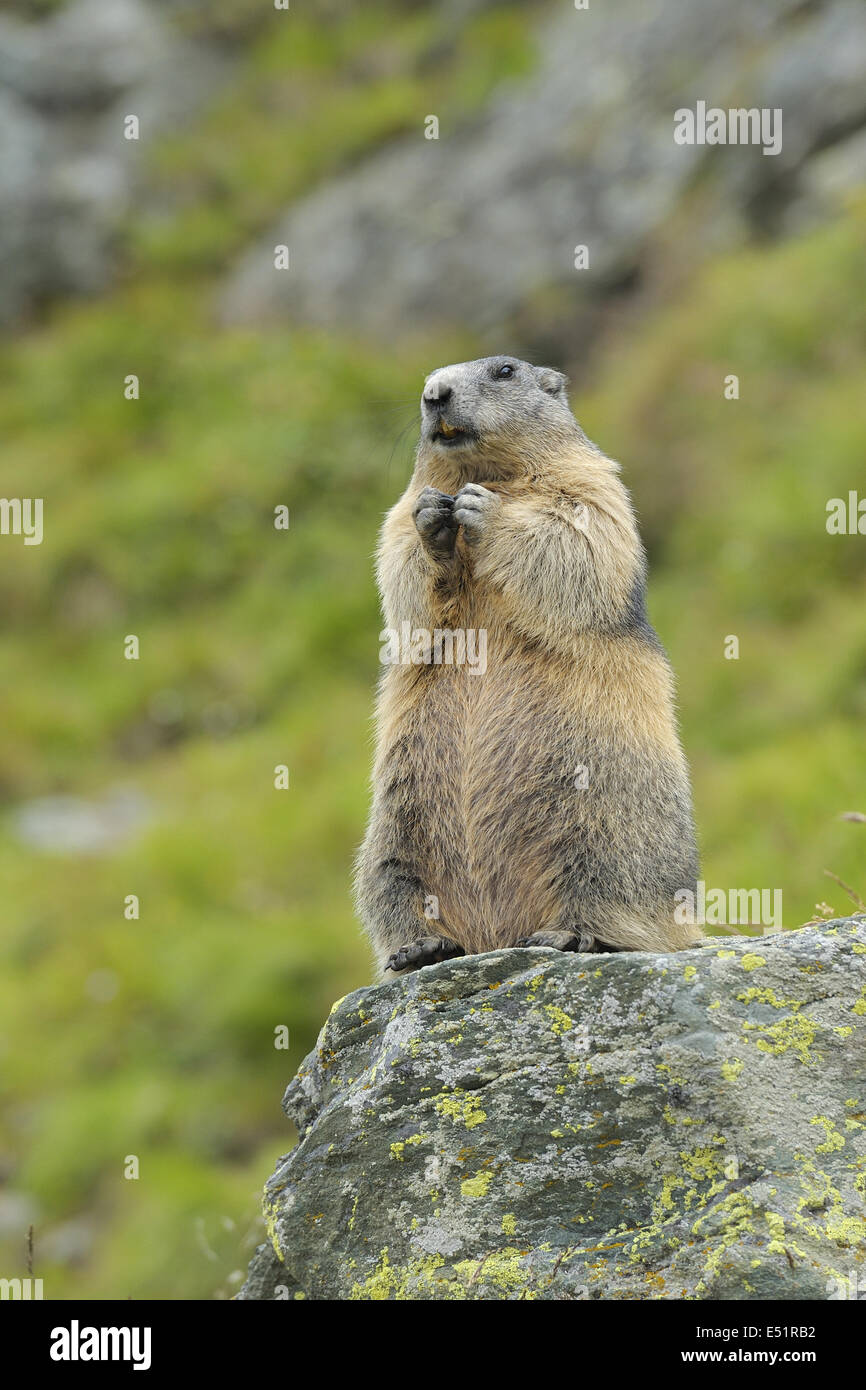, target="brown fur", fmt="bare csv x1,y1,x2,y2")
355,356,700,973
